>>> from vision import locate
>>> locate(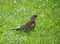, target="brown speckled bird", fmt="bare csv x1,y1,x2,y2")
9,14,37,32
